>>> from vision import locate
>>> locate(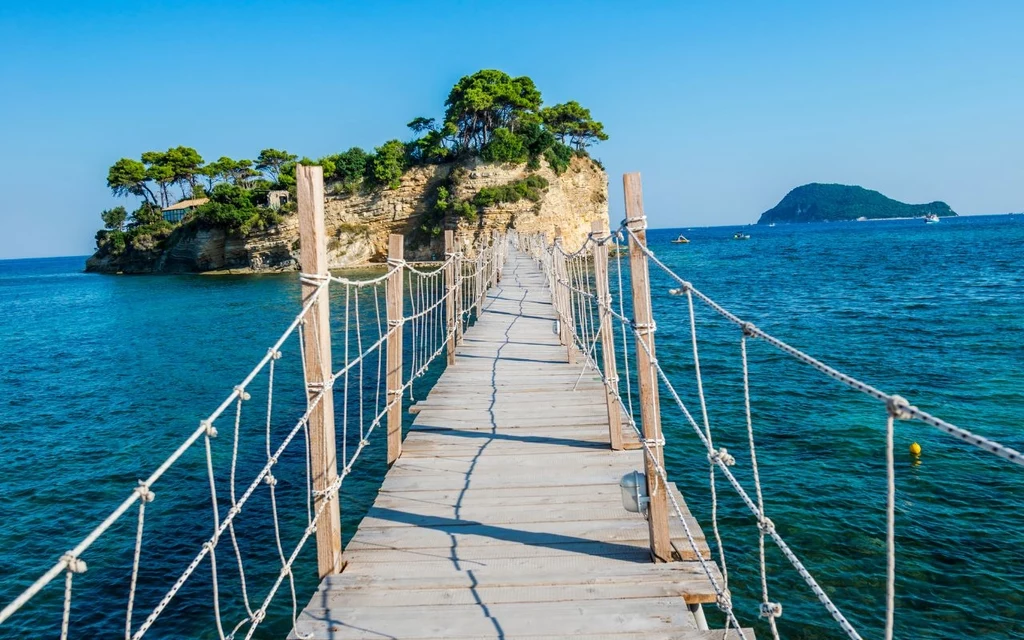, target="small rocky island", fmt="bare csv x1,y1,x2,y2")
757,183,958,225
86,70,609,274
